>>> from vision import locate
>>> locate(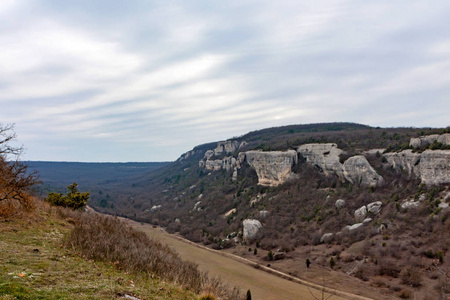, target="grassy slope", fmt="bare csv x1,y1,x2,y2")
0,206,196,300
